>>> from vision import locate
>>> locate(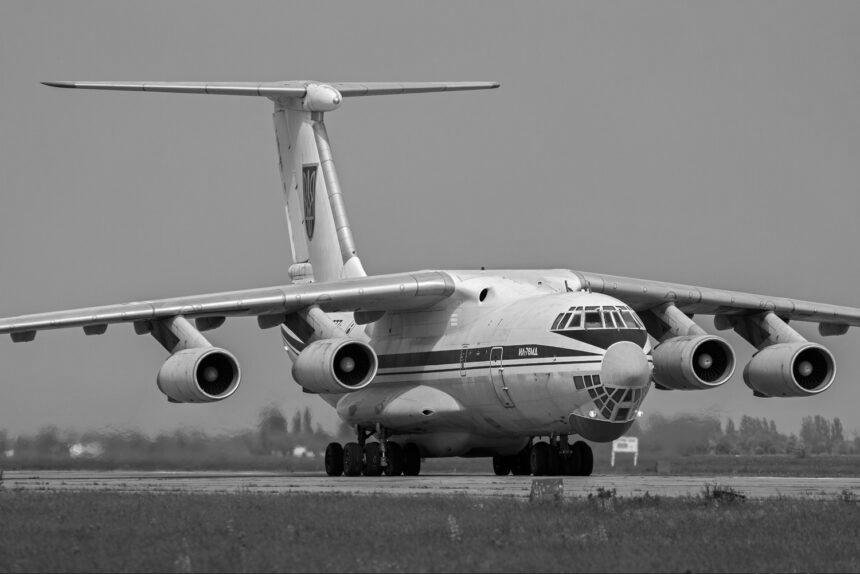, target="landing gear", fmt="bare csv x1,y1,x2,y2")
530,442,553,476
343,442,364,476
492,455,511,476
329,425,421,478
572,440,594,476
505,436,593,477
403,443,422,476
383,441,404,476
325,442,344,476
363,442,383,476
511,445,531,475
